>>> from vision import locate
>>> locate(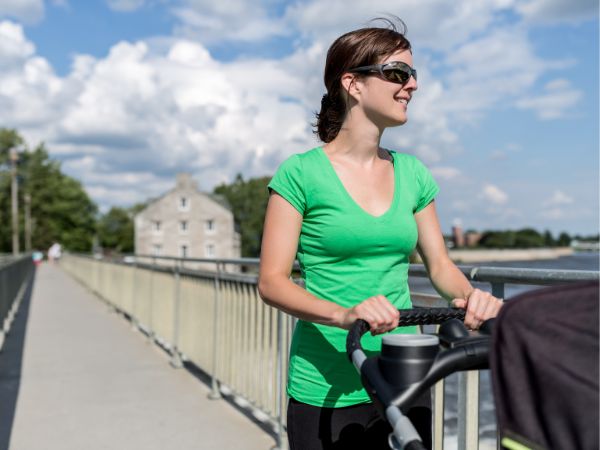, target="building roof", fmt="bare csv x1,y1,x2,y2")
134,173,232,218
